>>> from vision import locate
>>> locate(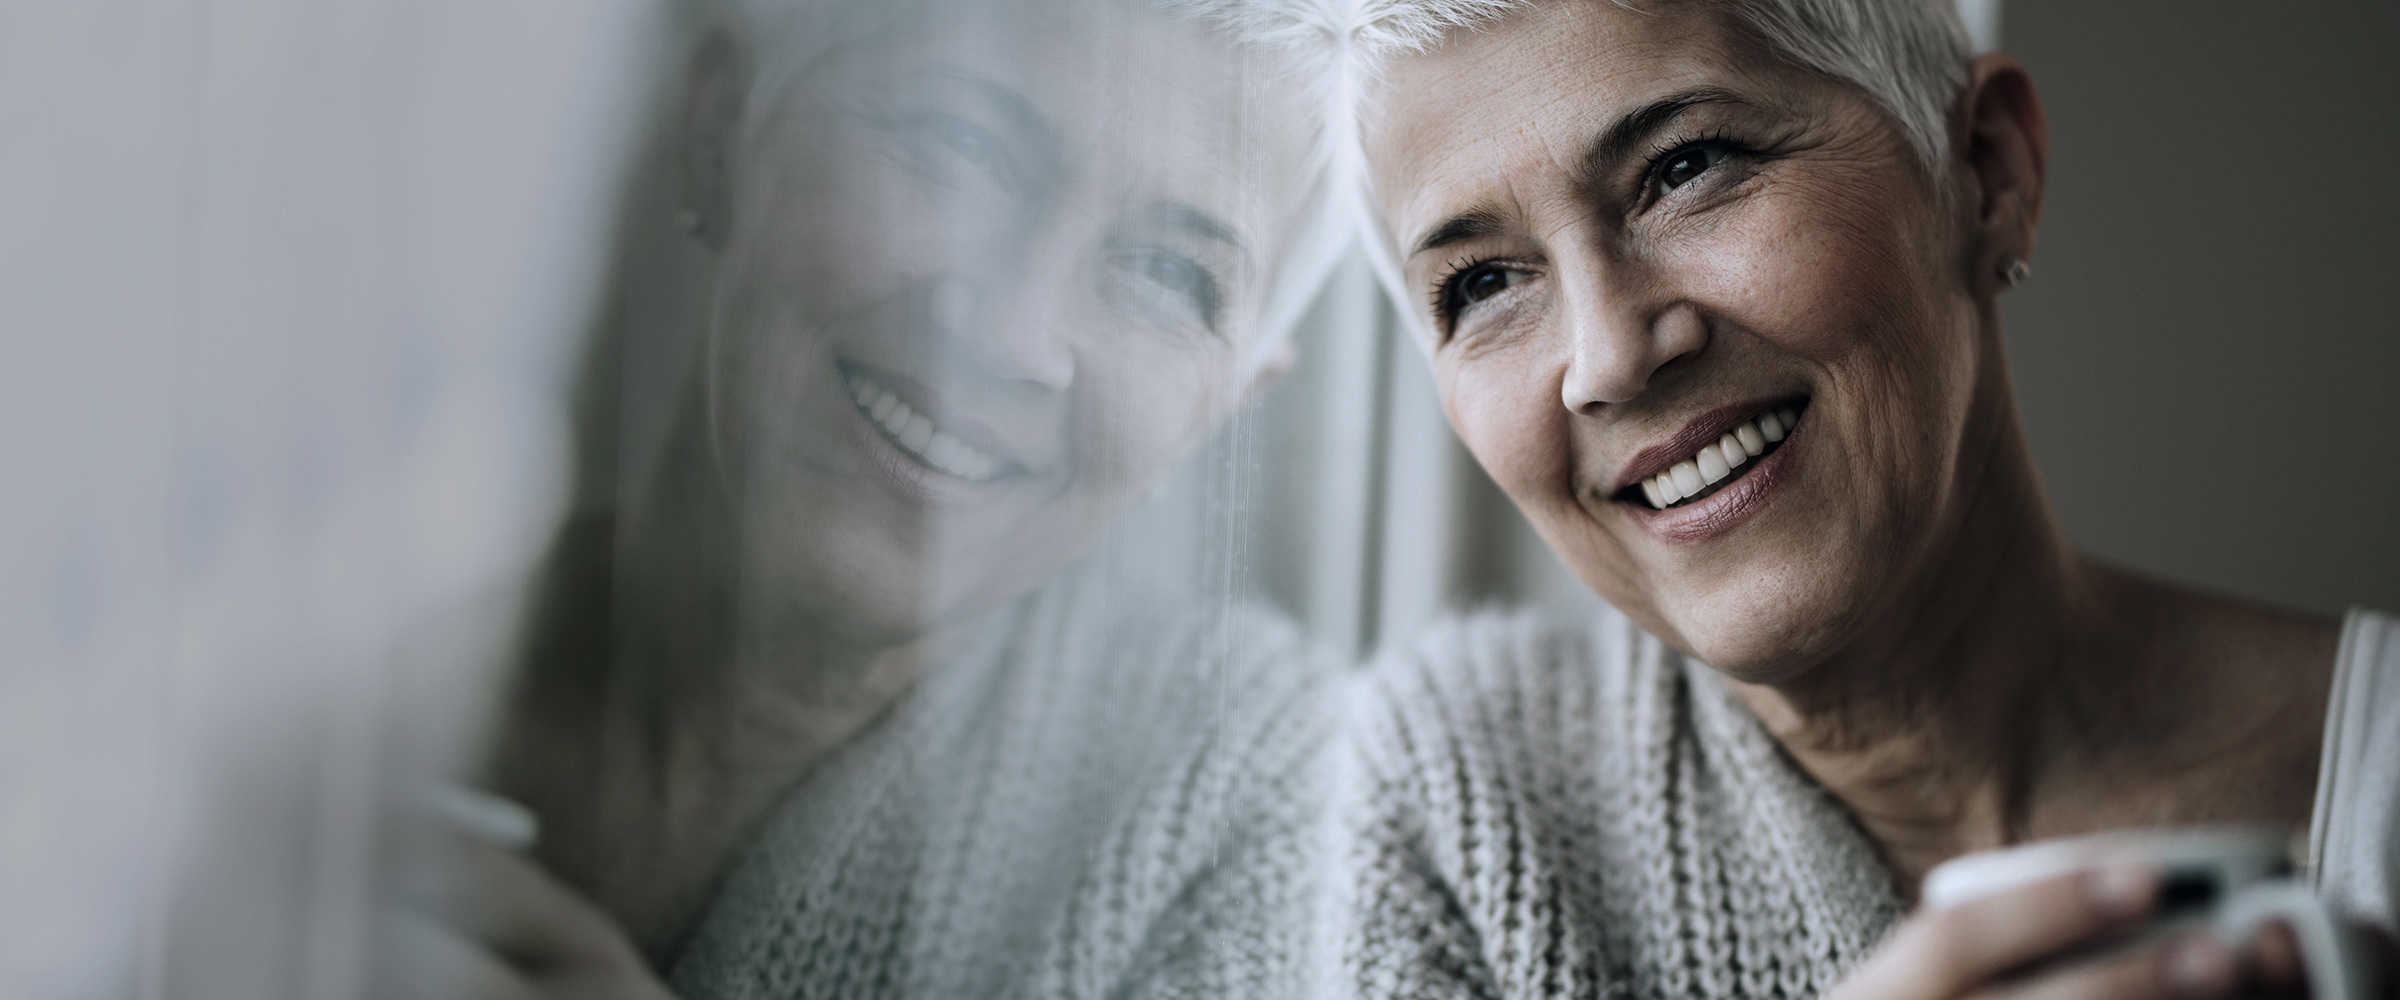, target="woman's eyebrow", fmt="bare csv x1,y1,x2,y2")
1403,88,1747,262
935,70,1059,147
929,68,1067,184
1406,206,1509,262
1140,200,1249,261
1579,86,1747,183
